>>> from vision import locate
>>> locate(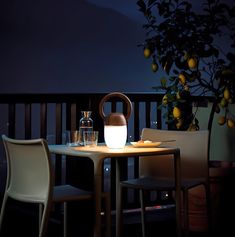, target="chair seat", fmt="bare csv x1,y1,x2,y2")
121,176,206,191
53,185,93,202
